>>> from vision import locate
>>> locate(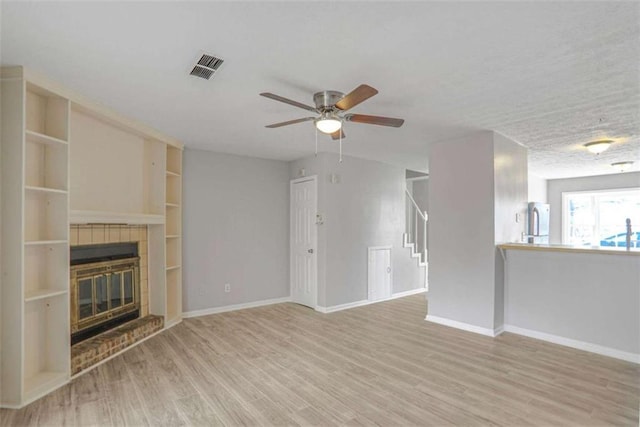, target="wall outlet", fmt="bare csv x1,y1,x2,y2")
516,213,521,223
224,283,231,293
